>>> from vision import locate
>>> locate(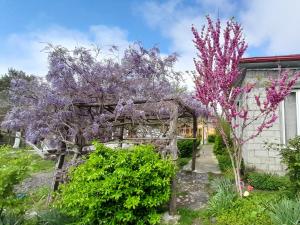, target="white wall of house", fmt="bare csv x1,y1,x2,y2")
241,69,286,174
